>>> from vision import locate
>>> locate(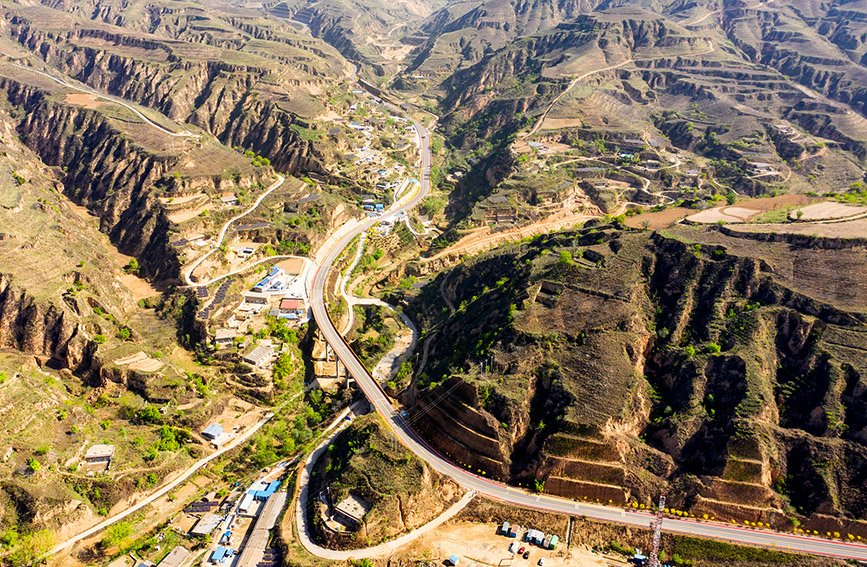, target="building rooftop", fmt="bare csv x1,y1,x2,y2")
85,444,115,460
334,494,371,522
203,424,224,439
244,346,274,365
244,291,270,301
157,546,191,567
215,329,237,341
190,512,222,535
